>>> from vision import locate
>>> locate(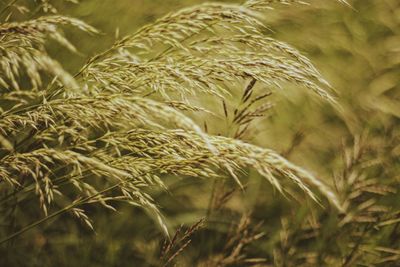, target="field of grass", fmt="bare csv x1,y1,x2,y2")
0,0,399,266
